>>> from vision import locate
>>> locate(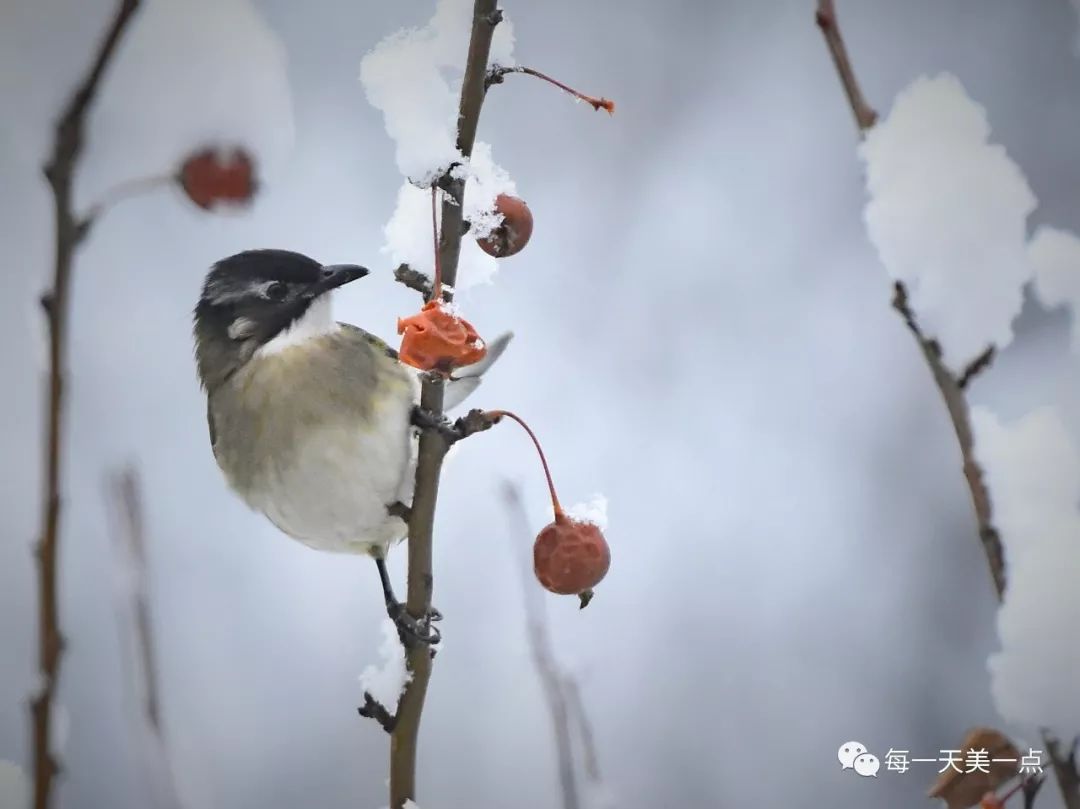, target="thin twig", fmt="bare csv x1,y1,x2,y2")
1025,774,1047,809
486,66,615,114
562,676,602,784
388,3,501,807
106,469,164,735
33,2,141,807
80,173,174,227
958,346,996,391
1047,738,1080,809
815,5,1080,807
105,467,181,809
358,693,397,734
814,0,877,131
393,263,434,297
889,282,1007,597
503,483,581,809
